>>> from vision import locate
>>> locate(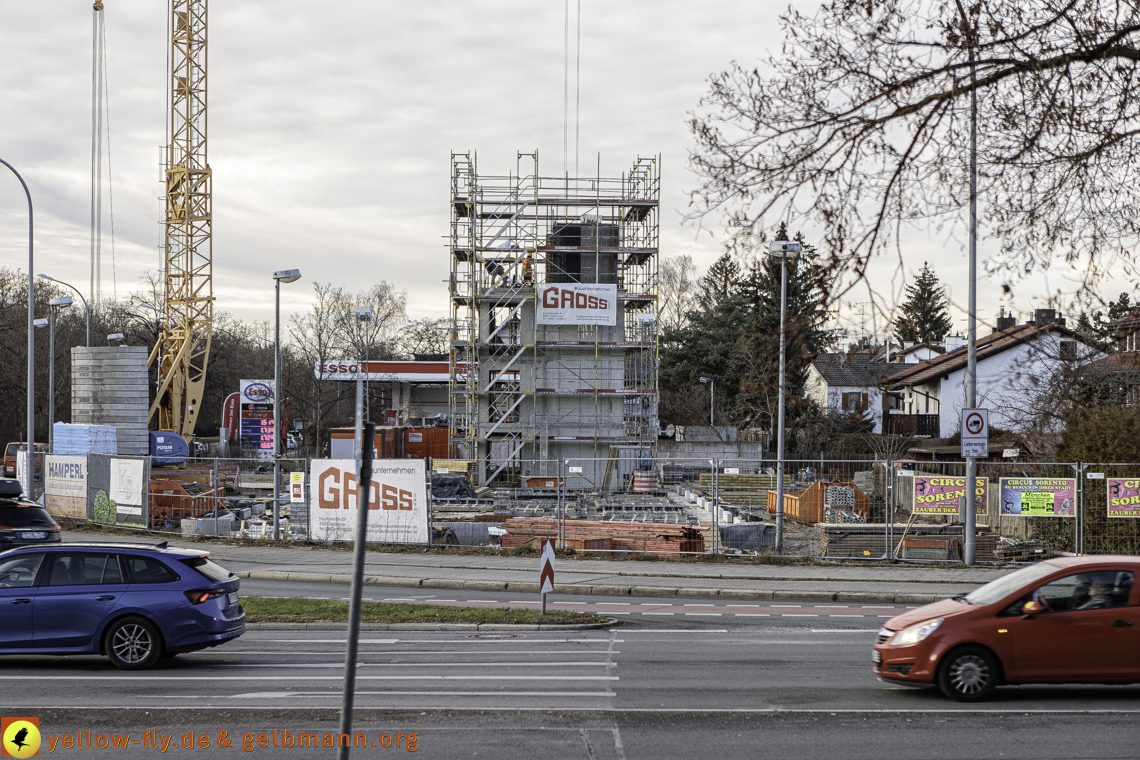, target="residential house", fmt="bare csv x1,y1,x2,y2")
882,310,1103,438
806,355,917,434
